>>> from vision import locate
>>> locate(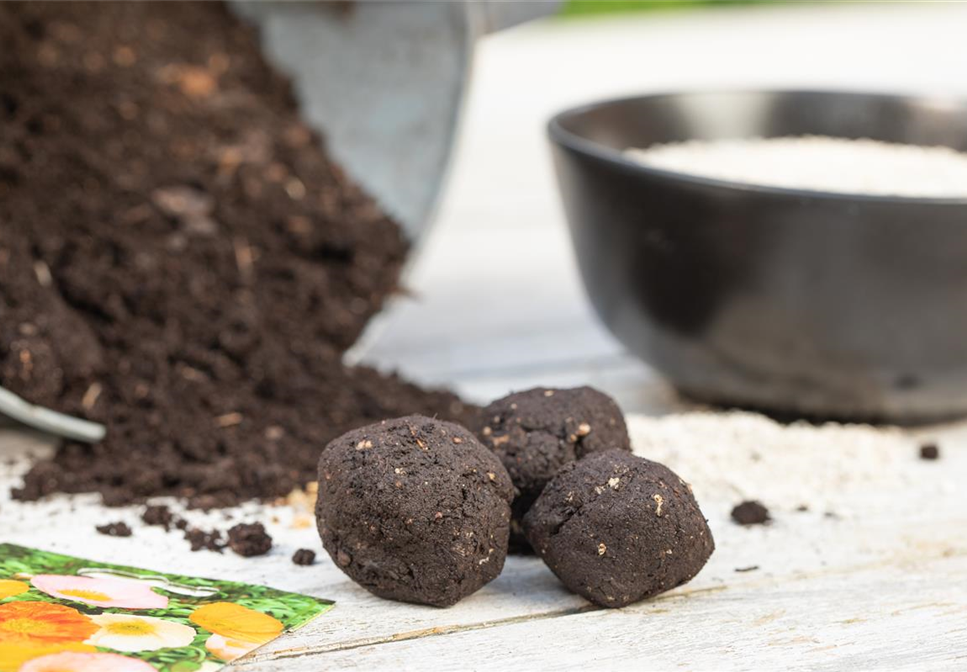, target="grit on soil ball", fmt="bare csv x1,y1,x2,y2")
316,415,515,607
477,387,631,551
524,450,714,608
